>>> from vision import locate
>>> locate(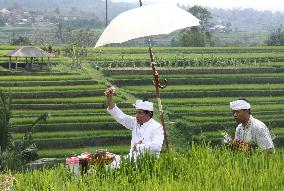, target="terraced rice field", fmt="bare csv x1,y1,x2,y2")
0,70,133,158
102,47,284,148
1,46,284,158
